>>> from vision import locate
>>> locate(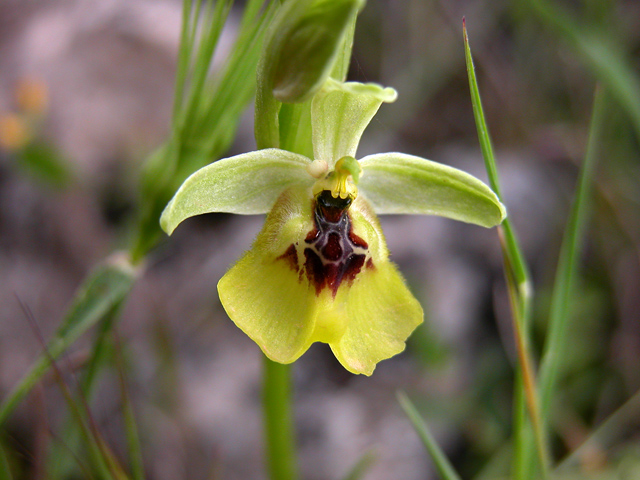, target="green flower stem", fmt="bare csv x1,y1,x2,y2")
263,357,297,480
